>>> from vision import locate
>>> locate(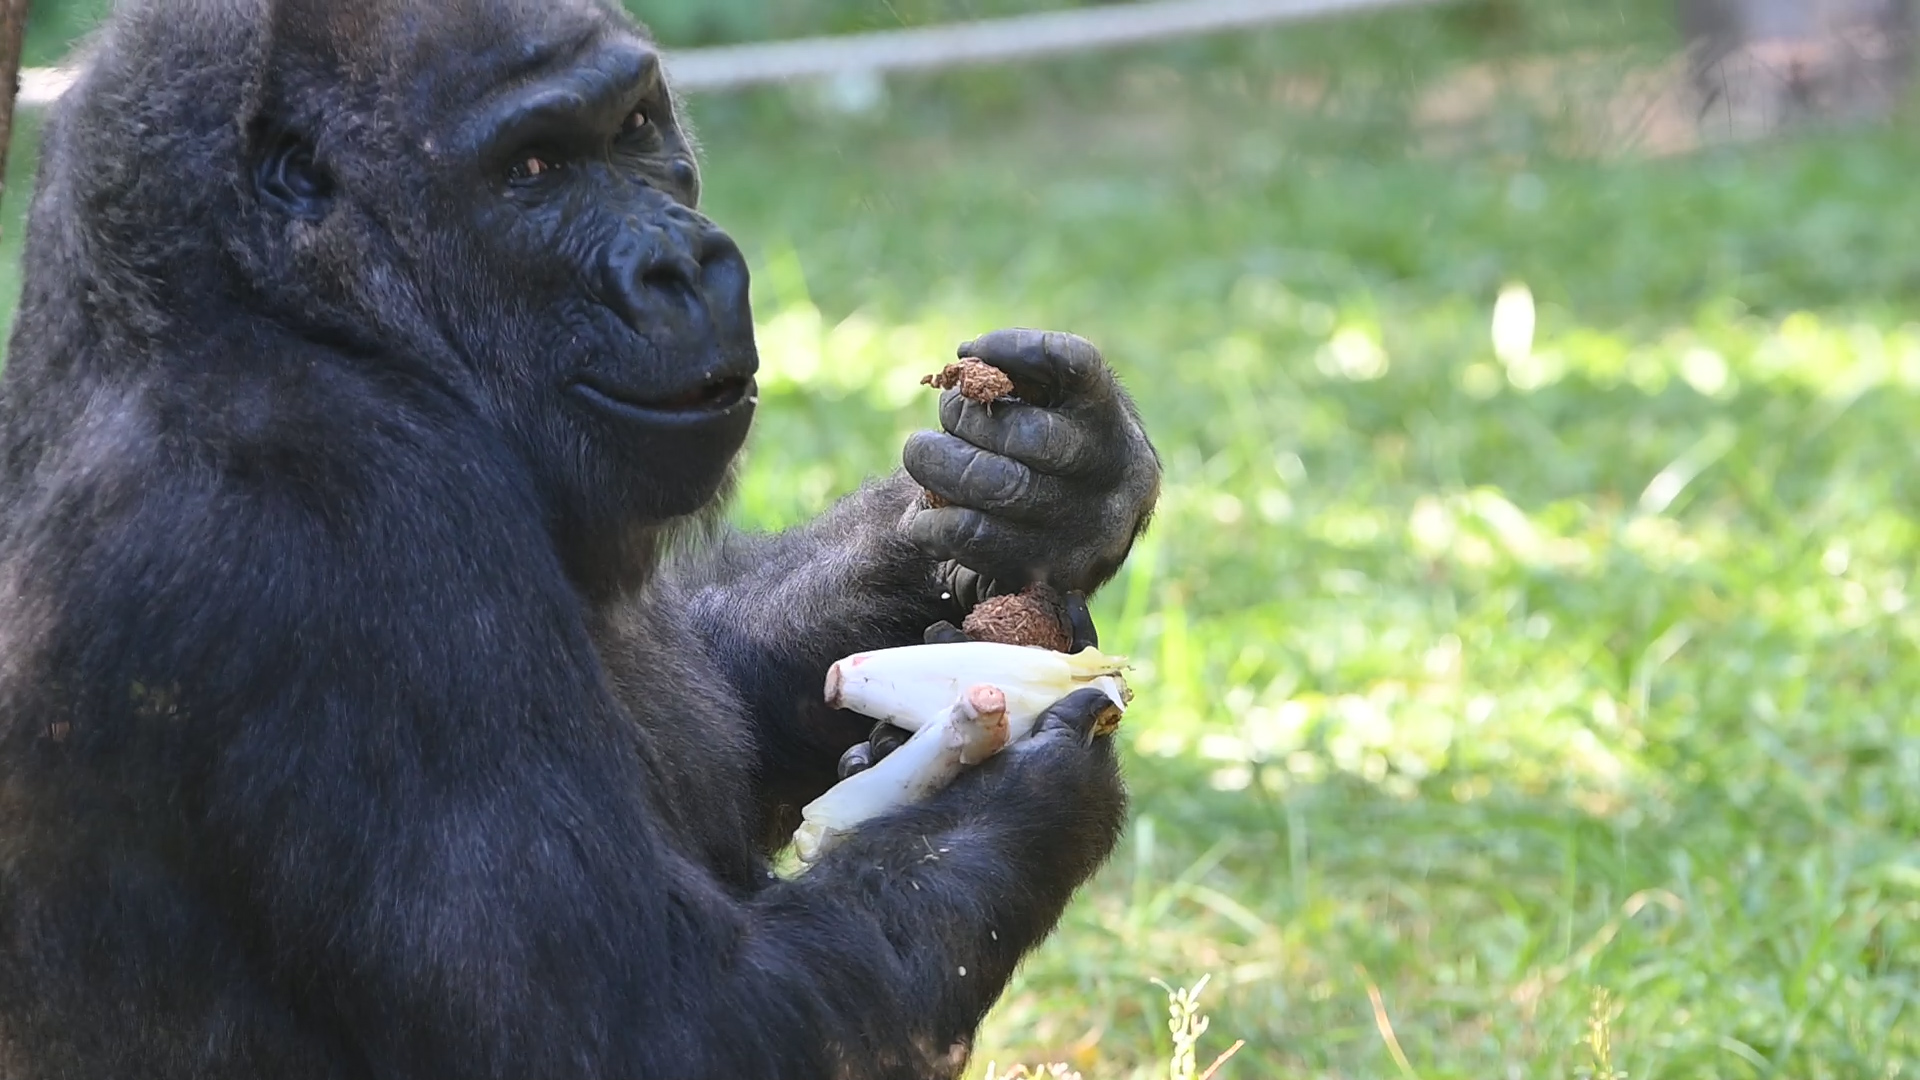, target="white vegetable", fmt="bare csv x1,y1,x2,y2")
823,641,1131,739
793,641,1137,864
795,684,1009,863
